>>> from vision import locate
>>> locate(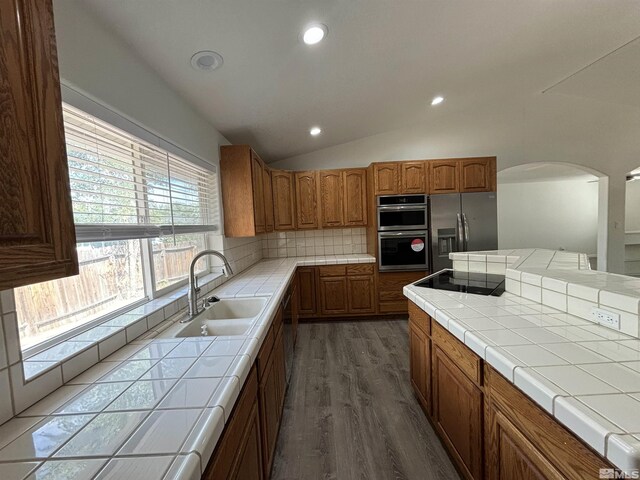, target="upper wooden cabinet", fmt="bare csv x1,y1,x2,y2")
401,161,427,194
319,168,368,228
272,170,296,231
220,145,267,237
263,168,274,233
0,0,78,289
373,162,400,195
373,161,429,195
319,170,343,228
429,160,460,194
294,171,319,230
430,157,497,194
342,169,368,226
251,152,266,234
459,157,496,193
